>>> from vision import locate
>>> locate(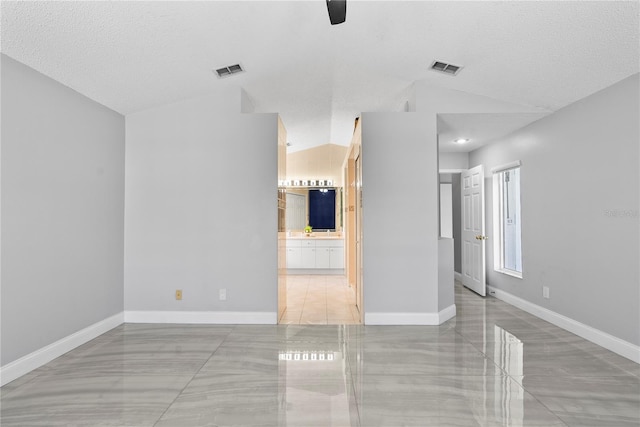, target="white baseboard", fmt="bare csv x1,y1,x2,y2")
488,285,640,364
439,304,457,323
286,269,345,275
124,310,277,324
454,271,463,282
0,312,124,387
365,305,456,326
